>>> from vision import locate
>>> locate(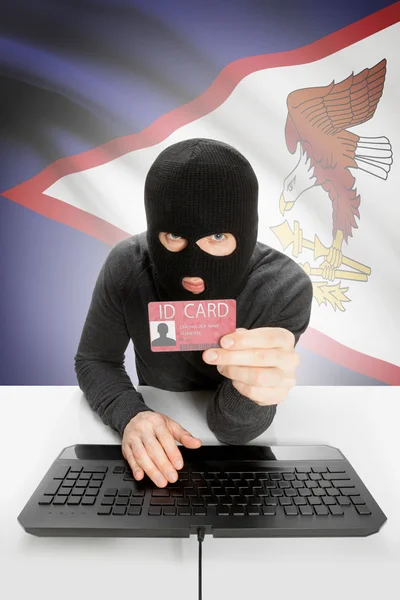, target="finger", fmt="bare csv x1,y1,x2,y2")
122,442,144,480
218,365,290,387
206,347,298,369
153,423,186,470
219,326,295,352
169,420,202,448
130,436,168,488
142,430,181,484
